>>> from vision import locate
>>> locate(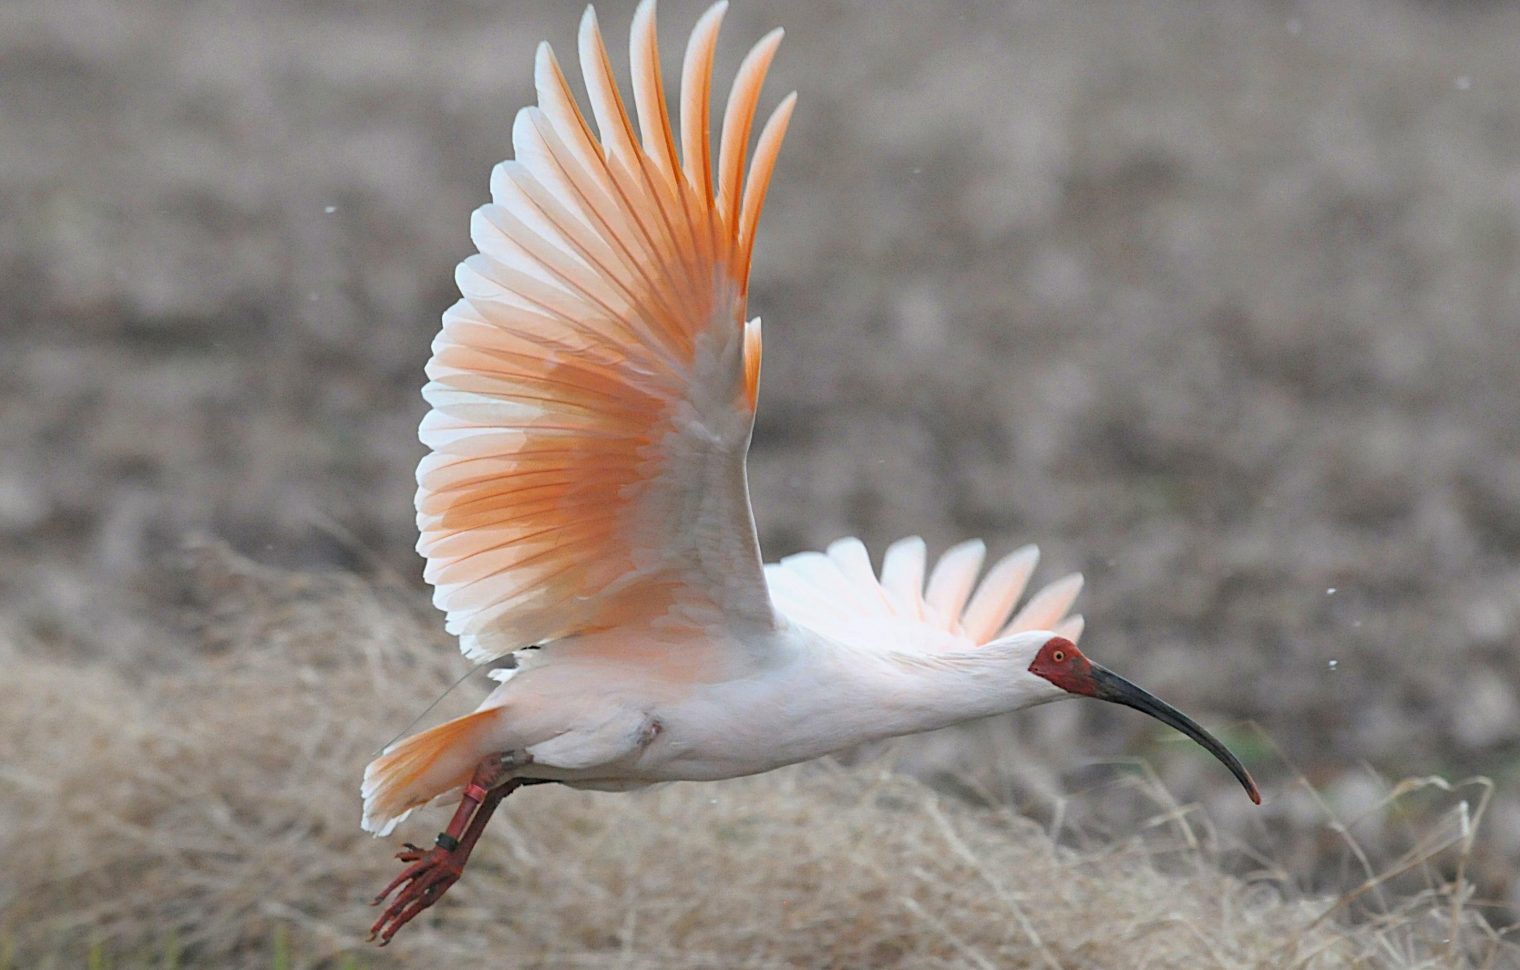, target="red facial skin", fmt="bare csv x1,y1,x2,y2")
1027,637,1094,695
